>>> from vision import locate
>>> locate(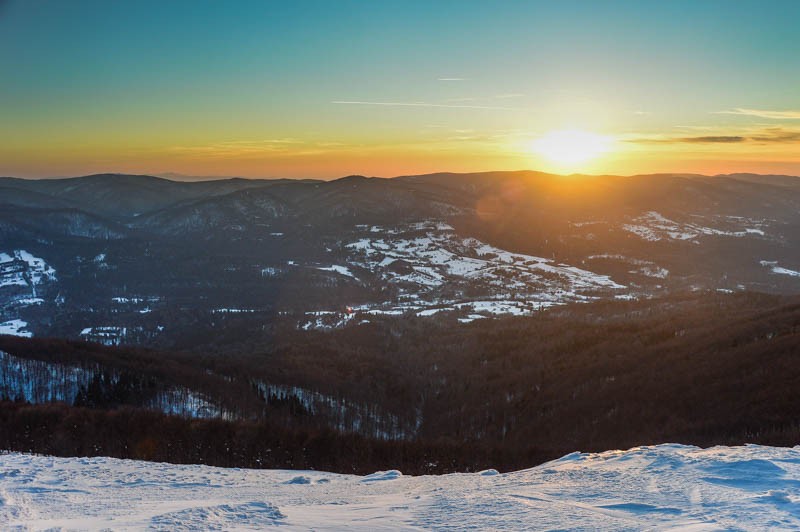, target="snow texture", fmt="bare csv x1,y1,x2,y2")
315,265,357,278
761,261,800,278
3,444,800,530
622,212,768,242
298,221,626,329
0,319,31,337
0,250,57,290
346,222,623,295
0,251,57,337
